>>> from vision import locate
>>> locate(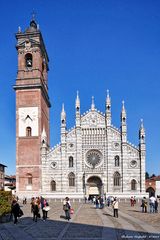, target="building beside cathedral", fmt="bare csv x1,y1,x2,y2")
14,19,147,199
